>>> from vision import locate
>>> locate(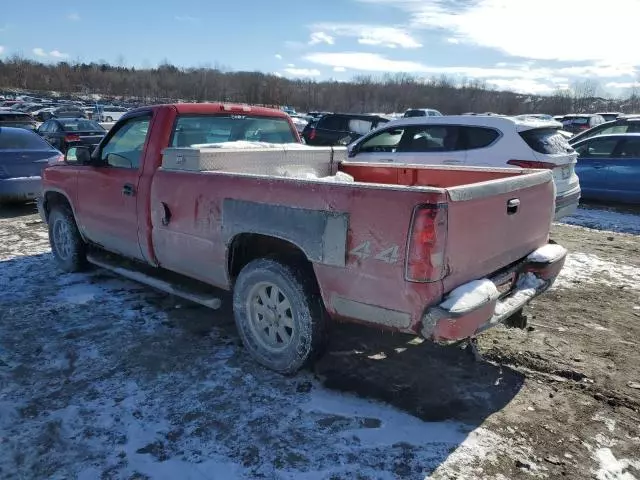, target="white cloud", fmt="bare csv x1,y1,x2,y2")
175,15,198,23
67,12,80,21
274,72,283,78
286,63,295,68
308,32,335,46
333,66,346,72
49,50,68,59
312,23,421,49
283,67,321,77
32,47,69,59
606,81,640,90
0,46,4,56
359,0,640,64
446,38,460,44
275,53,282,60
